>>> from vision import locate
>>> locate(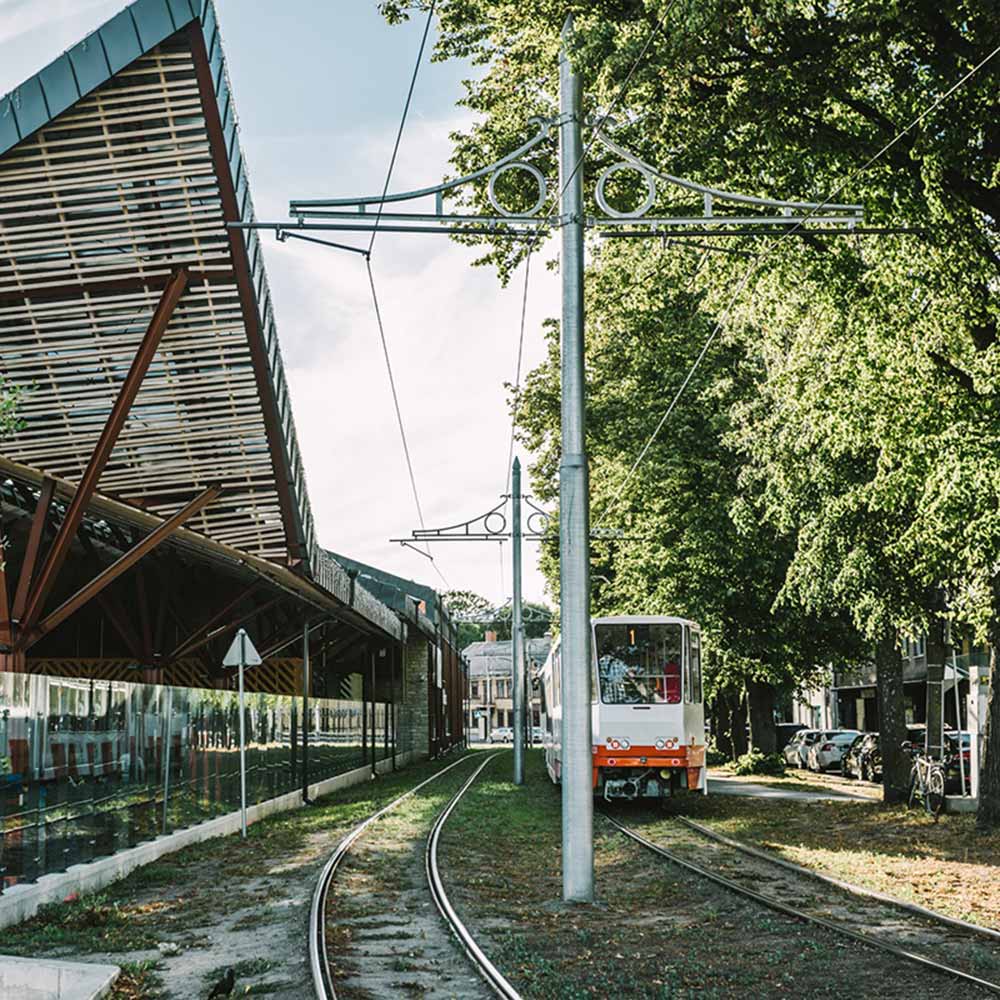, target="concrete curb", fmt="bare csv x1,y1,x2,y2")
0,750,417,931
0,955,120,999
